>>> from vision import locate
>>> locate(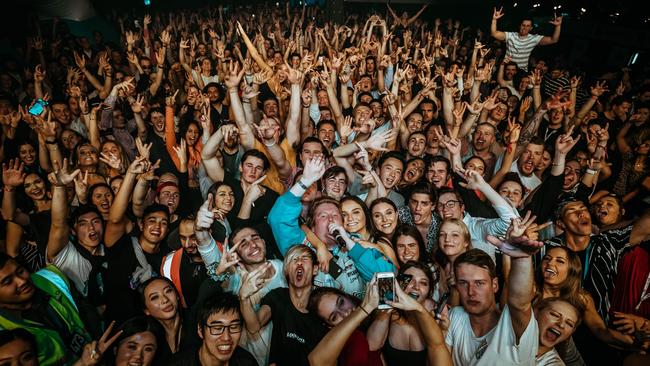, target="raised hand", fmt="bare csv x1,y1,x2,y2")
364,129,397,152
486,212,544,258
127,155,151,175
493,7,505,20
439,134,462,156
214,237,241,277
2,159,26,187
243,175,267,205
590,80,609,98
49,159,81,187
99,151,122,171
165,89,179,108
555,125,580,155
549,14,563,26
457,168,487,190
135,136,152,159
78,321,122,366
195,193,216,231
354,143,373,171
74,171,90,203
172,139,188,167
302,155,327,185
239,261,274,299
339,115,354,141
224,61,245,90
